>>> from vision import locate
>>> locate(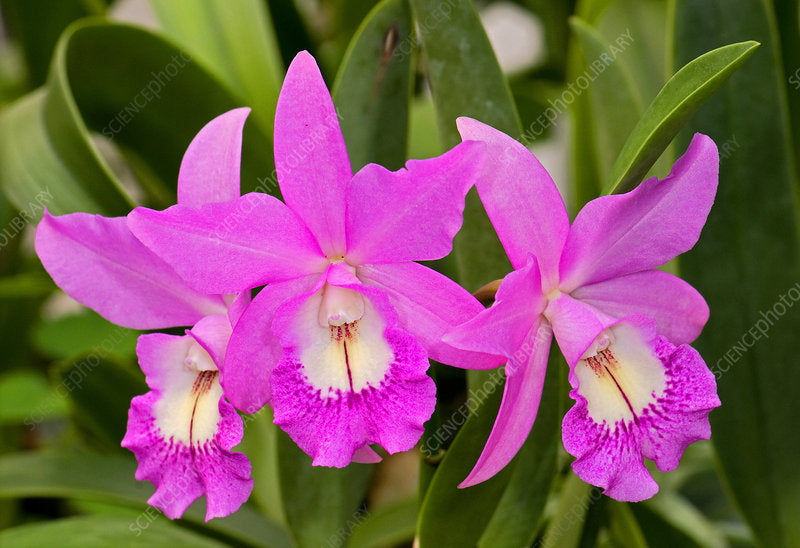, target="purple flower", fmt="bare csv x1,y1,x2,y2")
444,118,722,501
34,108,255,519
127,52,502,467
